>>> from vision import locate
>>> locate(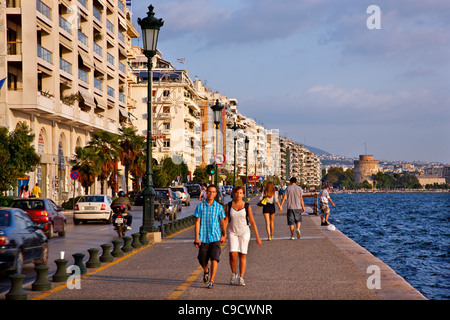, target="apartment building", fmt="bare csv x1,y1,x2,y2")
279,136,322,187
0,0,138,200
129,47,203,176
